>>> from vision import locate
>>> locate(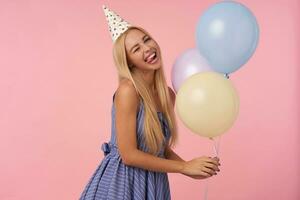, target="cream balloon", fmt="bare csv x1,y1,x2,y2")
175,72,239,138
